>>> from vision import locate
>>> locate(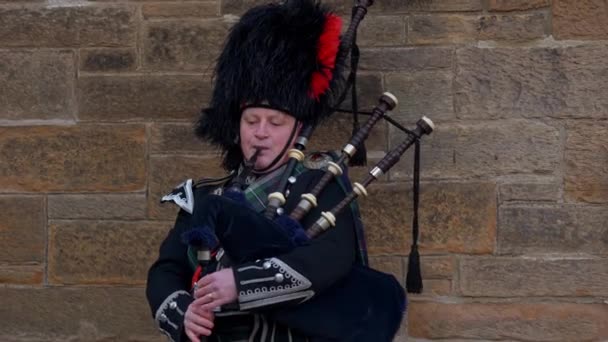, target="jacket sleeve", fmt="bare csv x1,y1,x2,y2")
232,170,357,311
146,209,195,342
